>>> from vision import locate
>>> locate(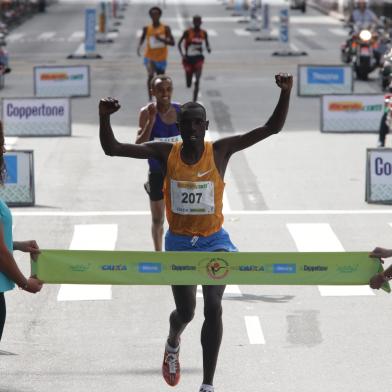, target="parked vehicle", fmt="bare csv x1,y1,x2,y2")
289,0,306,13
